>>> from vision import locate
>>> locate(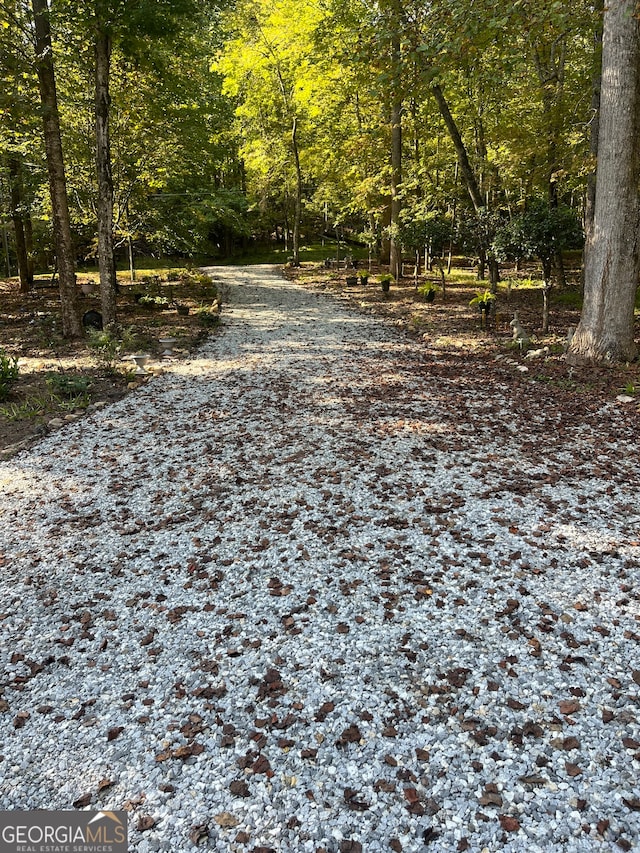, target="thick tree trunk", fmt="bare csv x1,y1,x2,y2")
8,157,31,292
568,0,640,364
584,0,604,253
31,0,82,338
95,24,117,327
389,34,402,281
